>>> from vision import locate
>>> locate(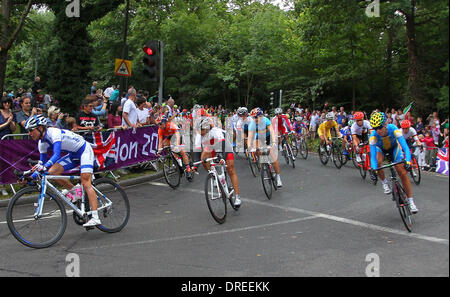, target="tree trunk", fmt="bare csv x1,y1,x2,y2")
405,0,423,110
